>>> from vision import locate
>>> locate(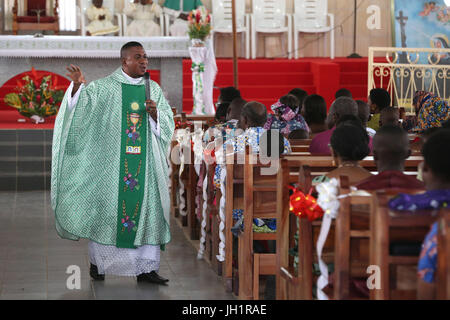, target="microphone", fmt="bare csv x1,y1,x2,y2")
144,71,151,101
